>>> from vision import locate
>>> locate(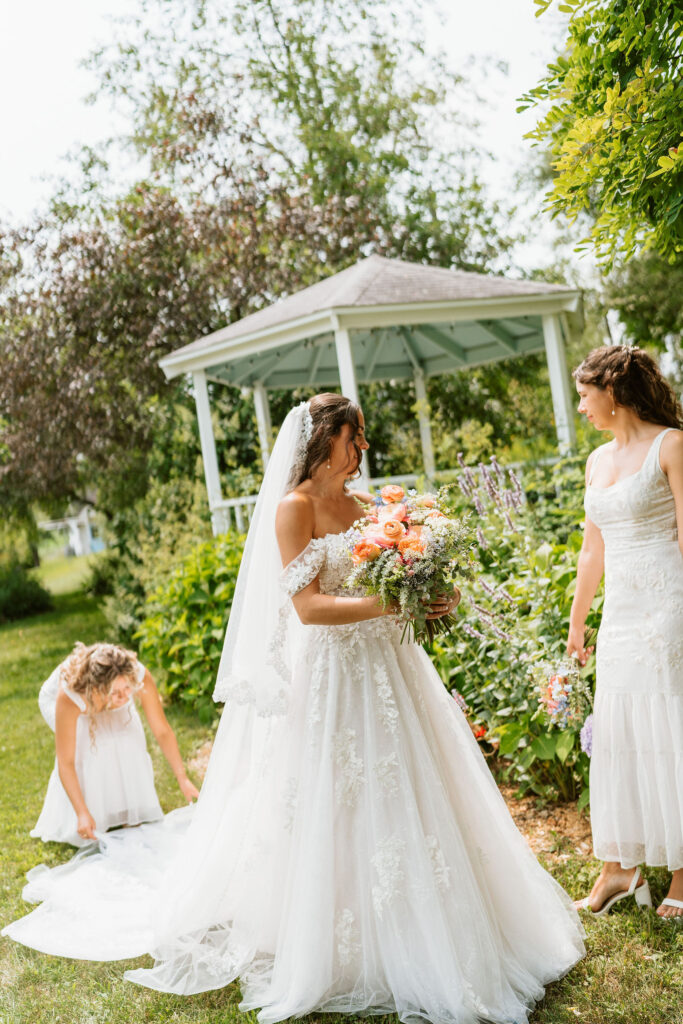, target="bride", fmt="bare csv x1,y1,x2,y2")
4,393,584,1024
